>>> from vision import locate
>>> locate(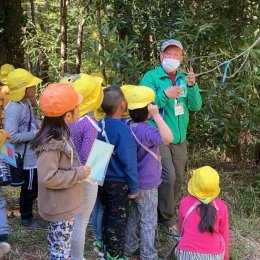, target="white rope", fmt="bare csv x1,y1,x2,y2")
195,35,260,77
228,51,250,79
